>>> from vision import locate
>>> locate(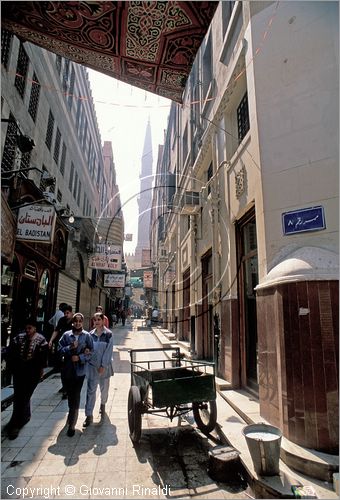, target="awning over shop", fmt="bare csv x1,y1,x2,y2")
1,1,218,103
